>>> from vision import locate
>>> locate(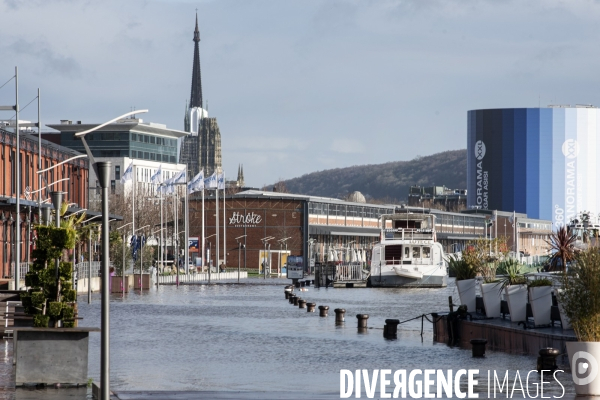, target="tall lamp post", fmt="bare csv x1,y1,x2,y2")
74,109,147,400
205,233,216,282
260,236,274,279
235,235,246,283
